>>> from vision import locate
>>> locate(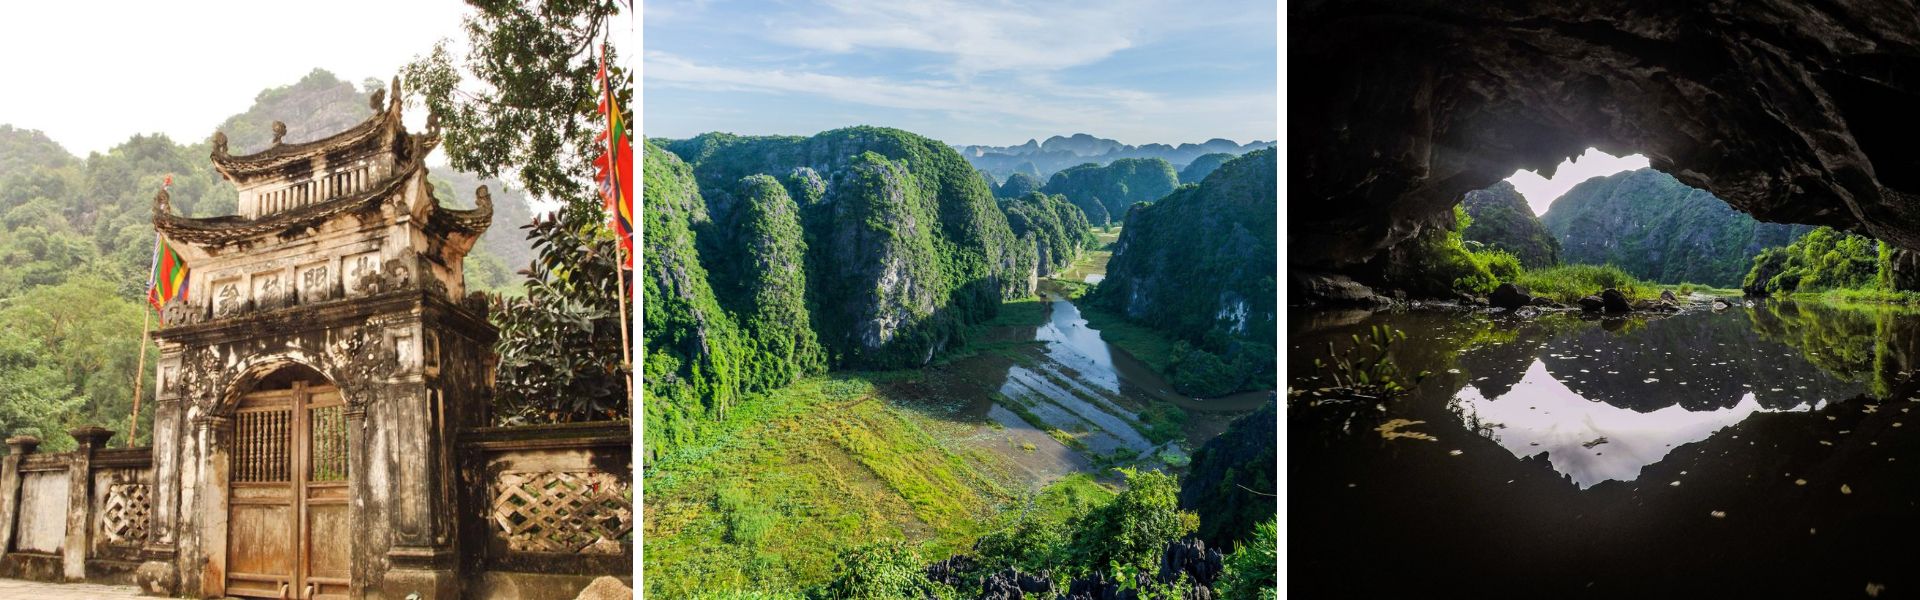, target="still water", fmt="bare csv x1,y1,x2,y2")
1291,301,1920,599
